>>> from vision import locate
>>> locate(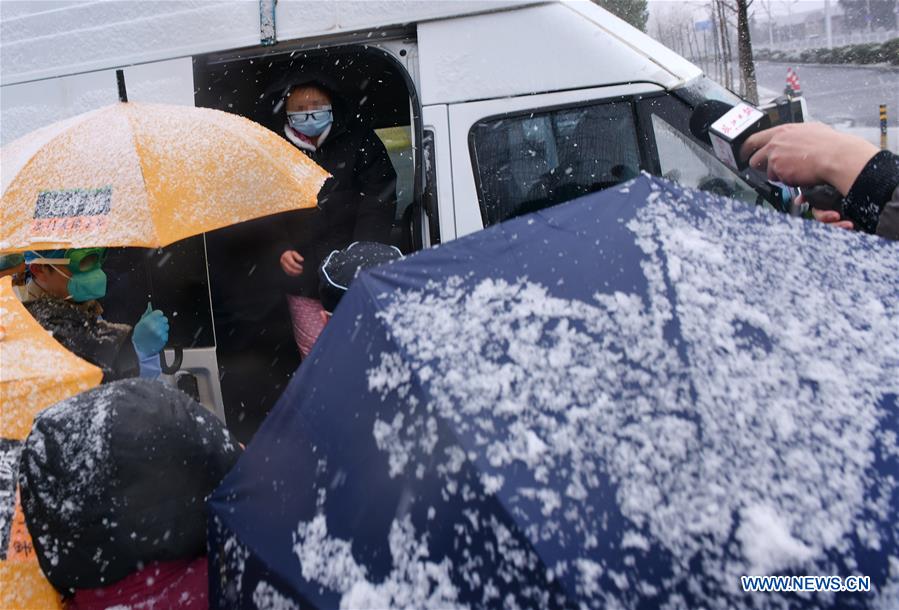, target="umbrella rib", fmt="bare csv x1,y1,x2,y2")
120,104,164,247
